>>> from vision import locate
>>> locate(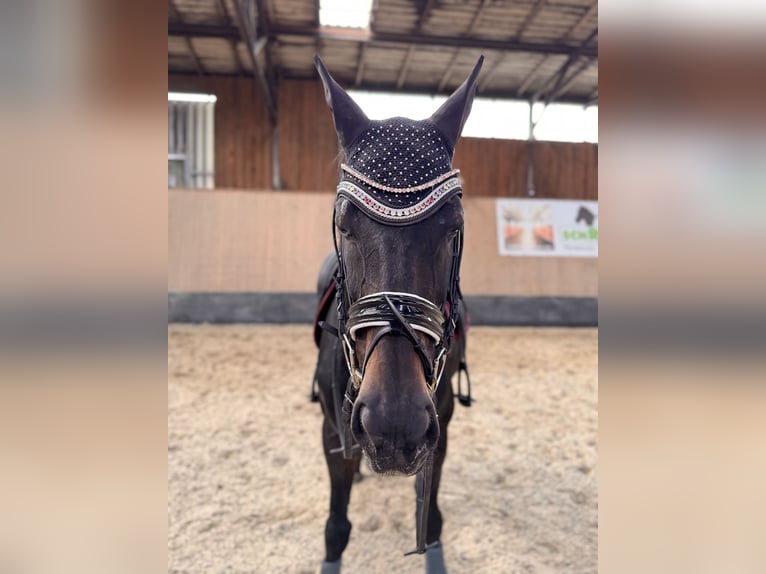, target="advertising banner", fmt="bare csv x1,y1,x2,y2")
495,198,598,257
